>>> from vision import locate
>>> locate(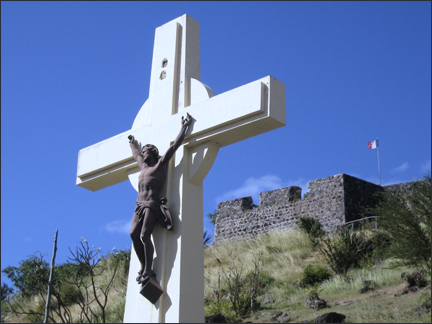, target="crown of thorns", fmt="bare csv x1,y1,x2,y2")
141,144,160,159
